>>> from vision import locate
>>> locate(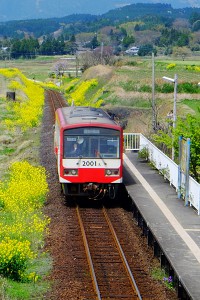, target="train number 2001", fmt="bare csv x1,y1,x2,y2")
82,160,98,167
